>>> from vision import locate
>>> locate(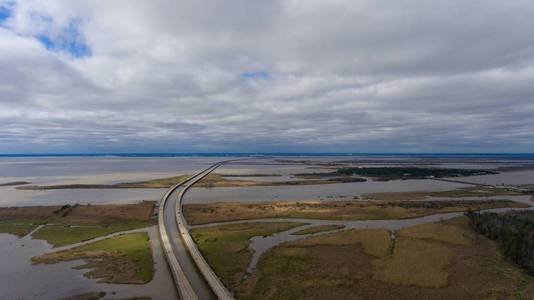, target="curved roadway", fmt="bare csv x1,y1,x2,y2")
159,161,234,300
